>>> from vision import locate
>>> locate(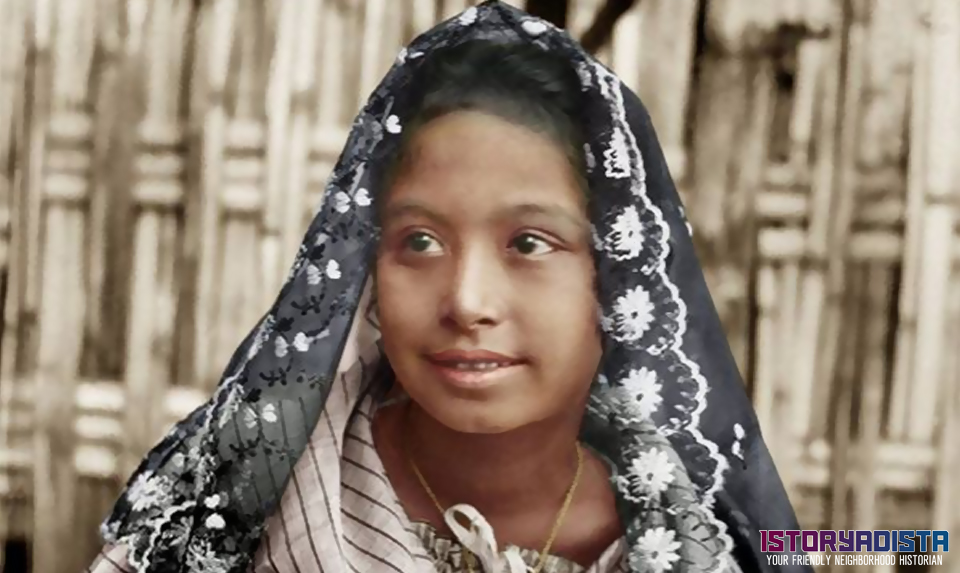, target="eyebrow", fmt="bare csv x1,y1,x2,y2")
499,203,588,232
380,201,449,226
380,200,588,232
